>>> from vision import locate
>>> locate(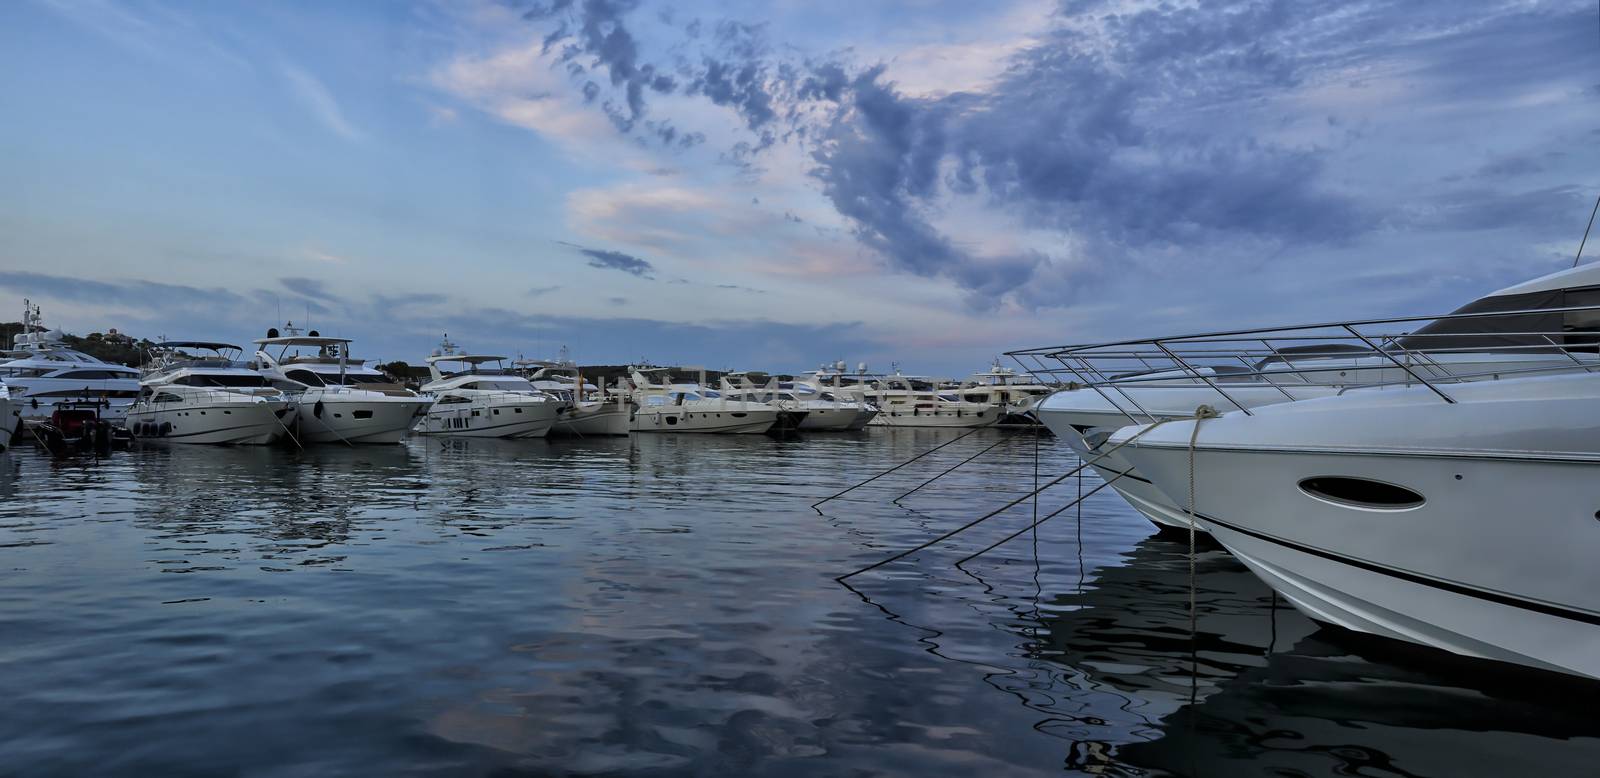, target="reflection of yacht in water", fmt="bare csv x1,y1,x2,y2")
968,534,1318,762
1116,622,1600,777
